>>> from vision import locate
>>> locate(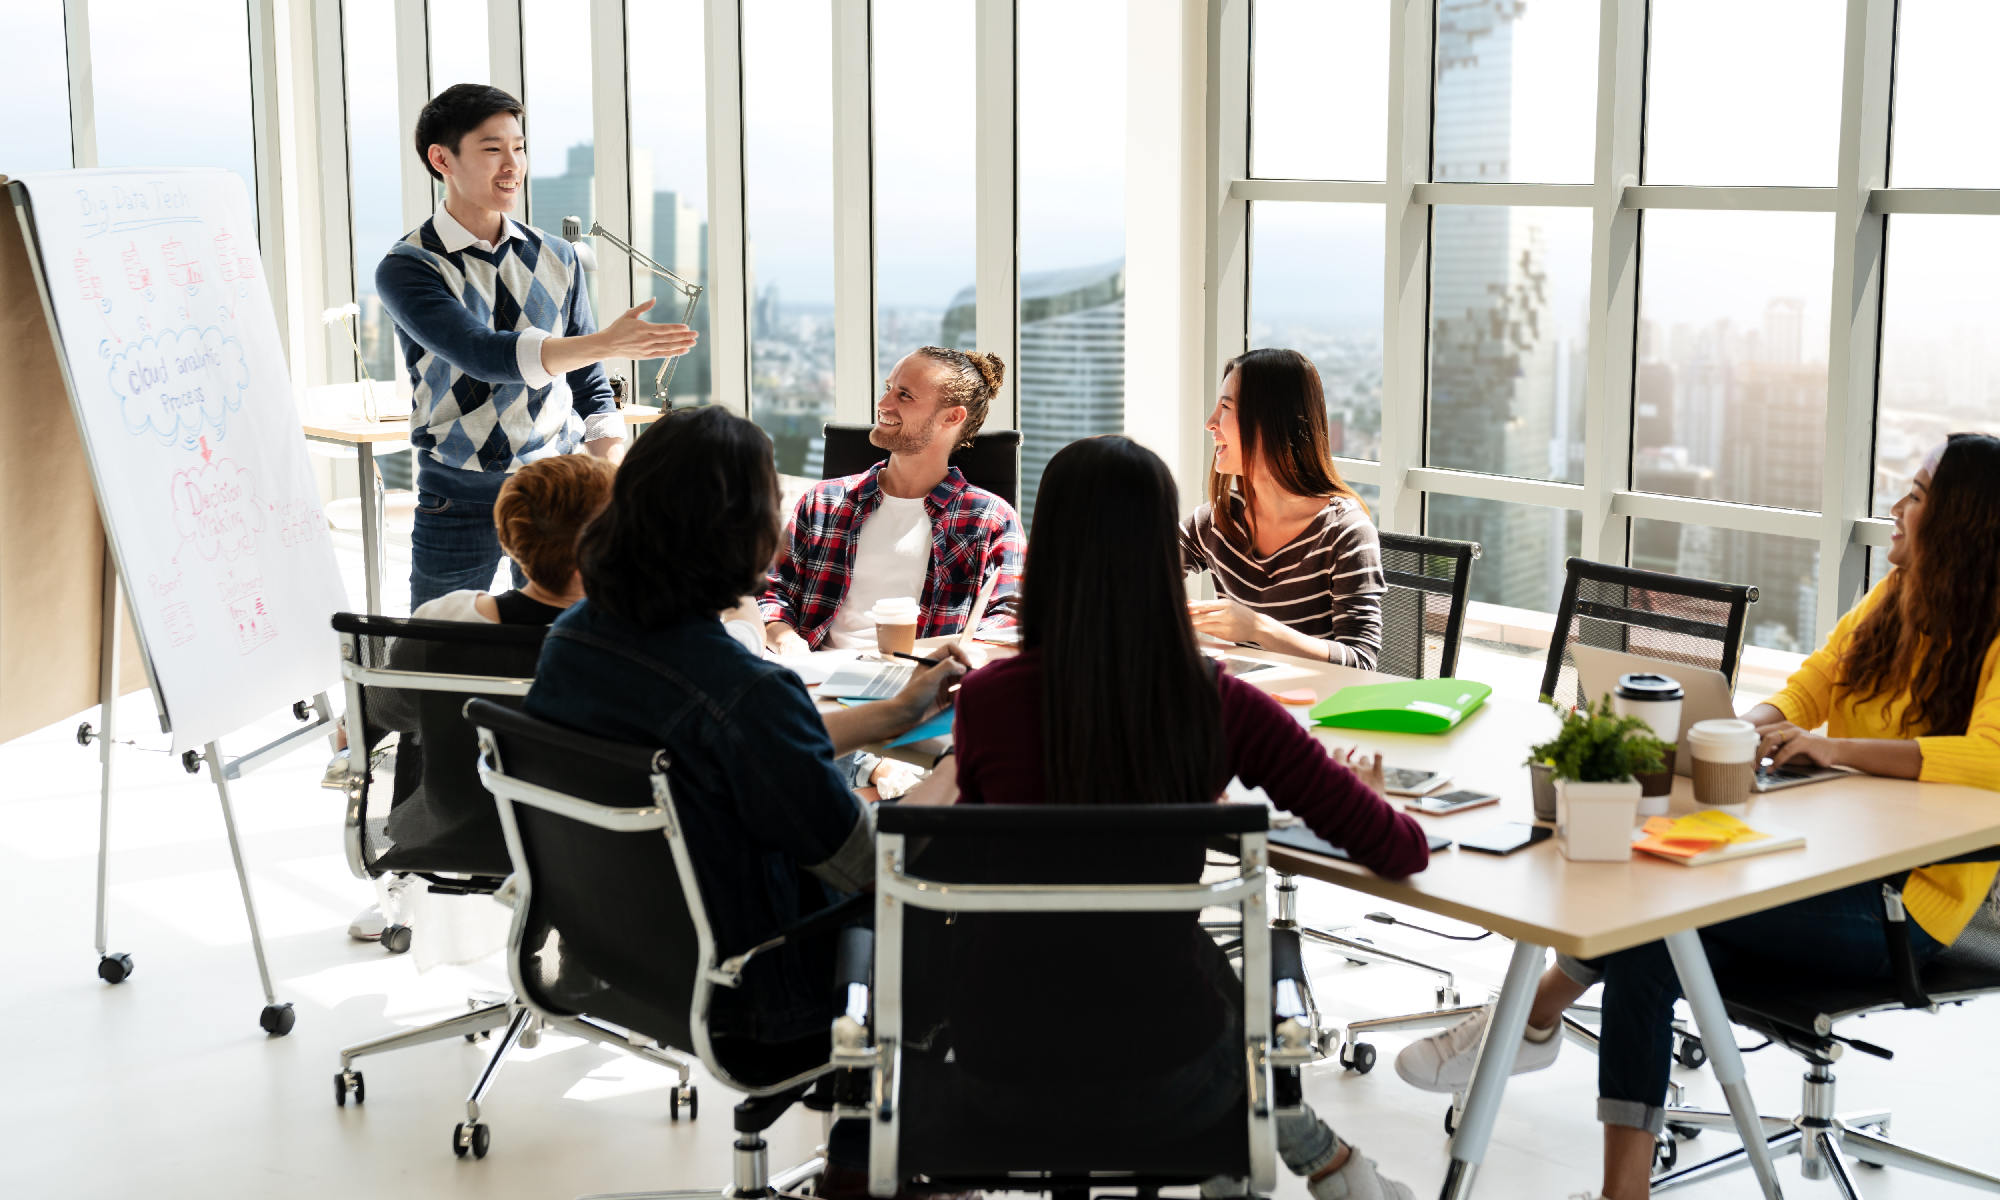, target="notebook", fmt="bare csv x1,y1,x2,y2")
1309,679,1493,734
1632,811,1805,867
